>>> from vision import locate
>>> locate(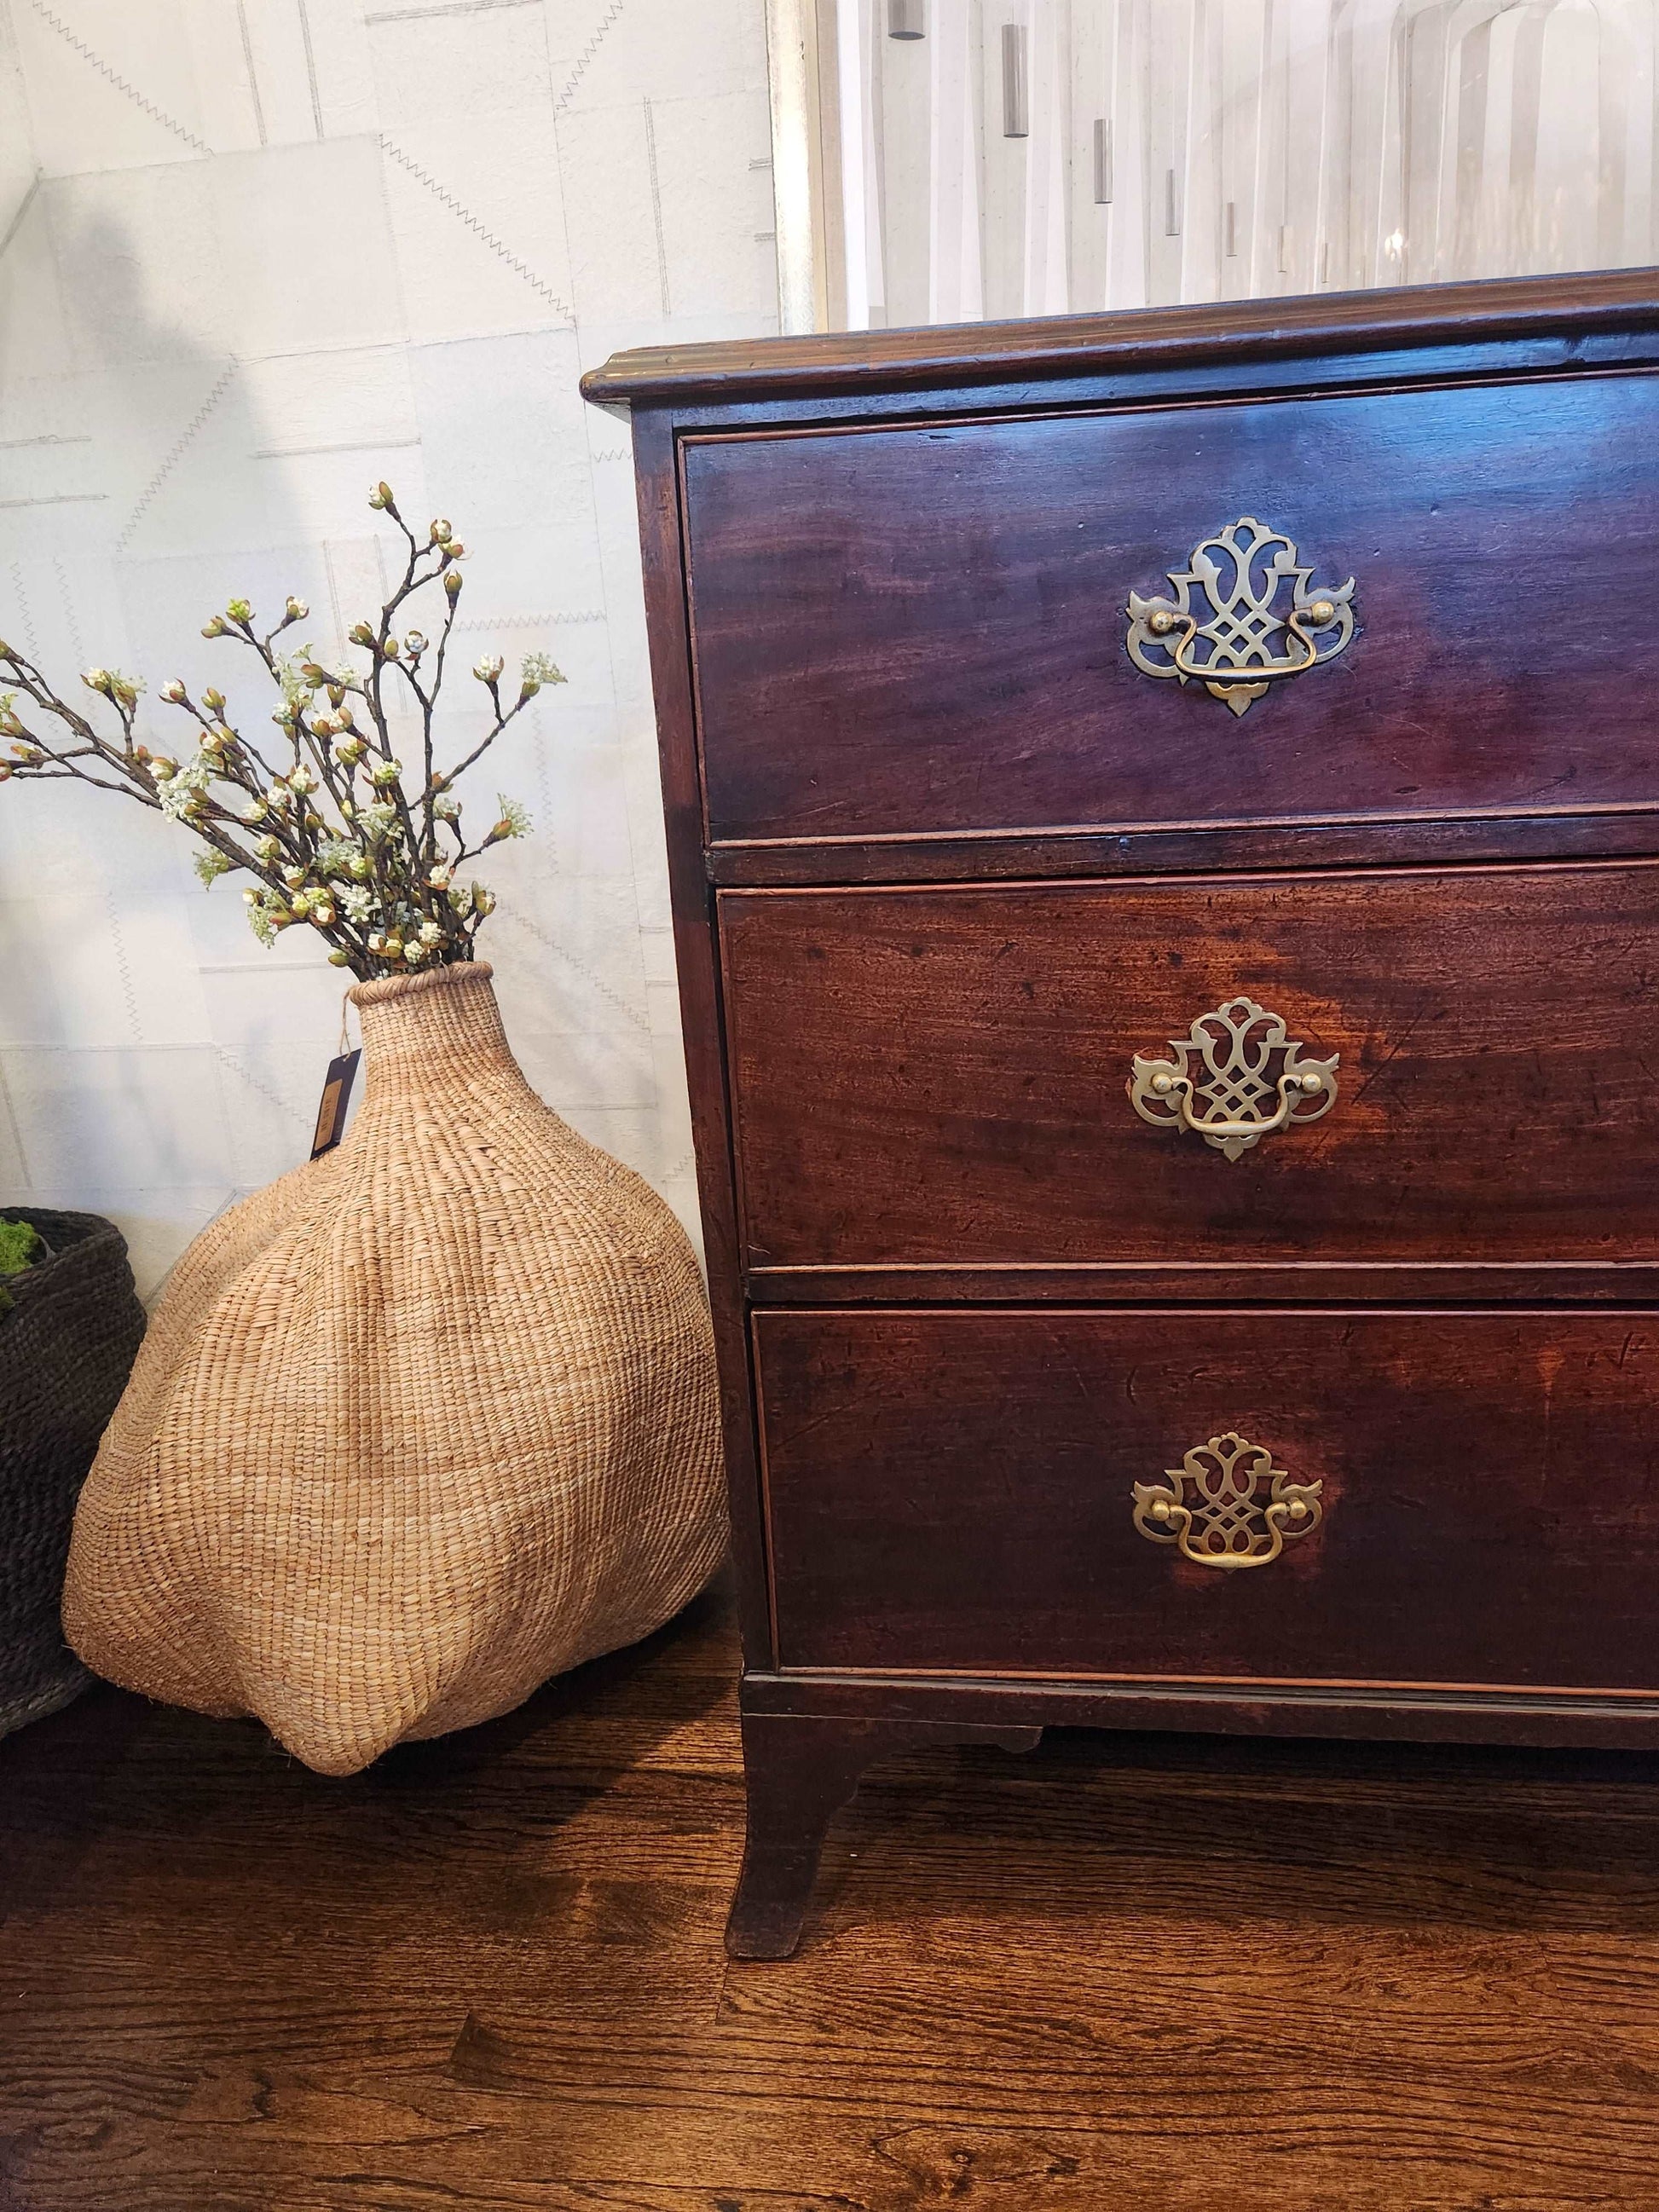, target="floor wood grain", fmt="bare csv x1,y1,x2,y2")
7,1577,1659,2209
